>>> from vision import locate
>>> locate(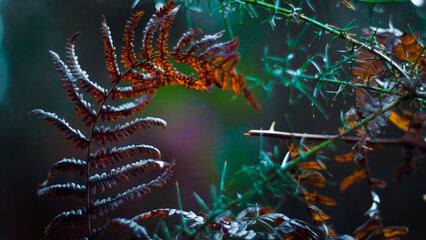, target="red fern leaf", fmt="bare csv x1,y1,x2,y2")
78,78,108,103
172,70,208,91
90,163,174,218
138,61,167,79
121,69,152,84
172,35,261,111
186,31,225,55
88,144,161,169
89,218,150,240
37,158,86,188
49,51,97,125
132,208,204,223
101,16,121,83
156,6,179,56
121,11,144,68
65,33,107,103
37,182,86,200
88,159,170,194
111,83,158,100
140,1,176,59
42,209,87,240
92,117,166,145
109,218,150,239
199,38,240,59
31,109,89,150
99,94,155,122
174,28,204,53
